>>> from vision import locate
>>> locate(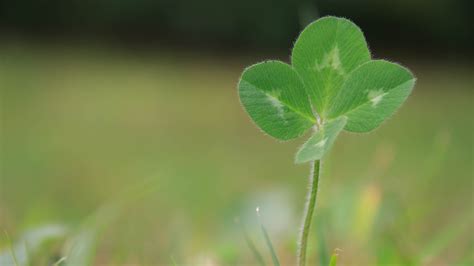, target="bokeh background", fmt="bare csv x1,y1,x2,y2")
1,0,473,265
